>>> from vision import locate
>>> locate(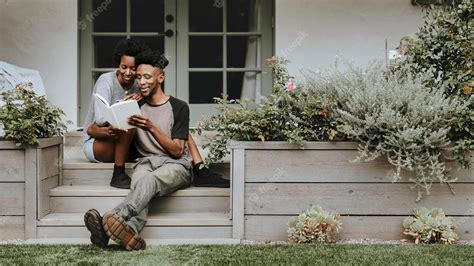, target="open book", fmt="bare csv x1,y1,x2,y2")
94,93,141,129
